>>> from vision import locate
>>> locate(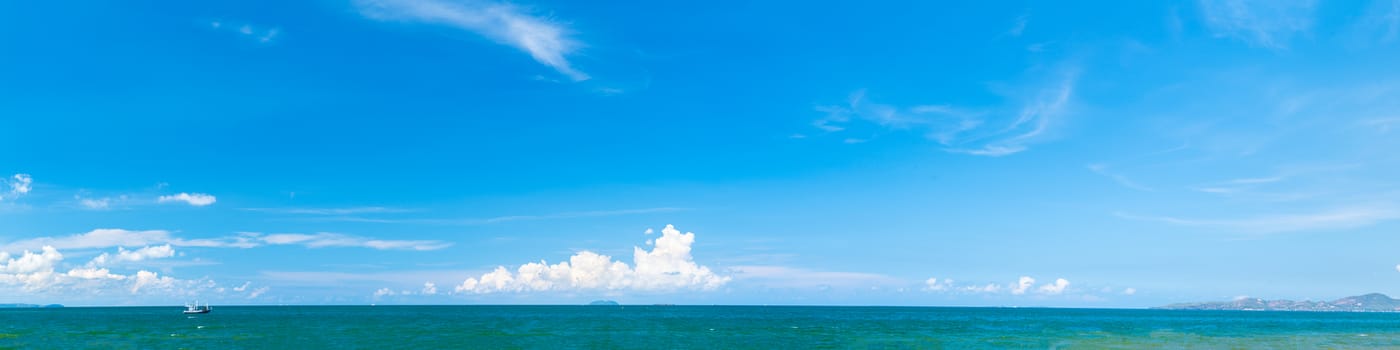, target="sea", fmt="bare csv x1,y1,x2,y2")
3,305,1400,349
